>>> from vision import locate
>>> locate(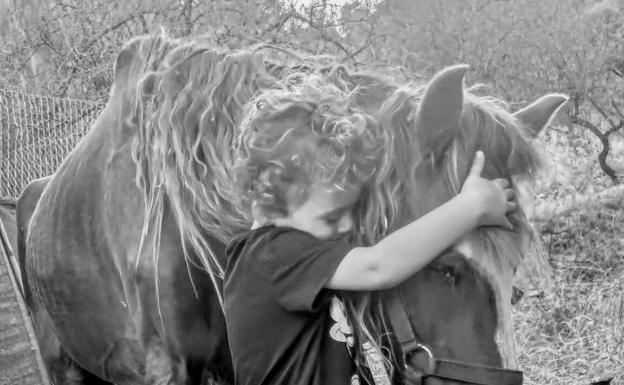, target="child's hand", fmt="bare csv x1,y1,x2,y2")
460,151,516,230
